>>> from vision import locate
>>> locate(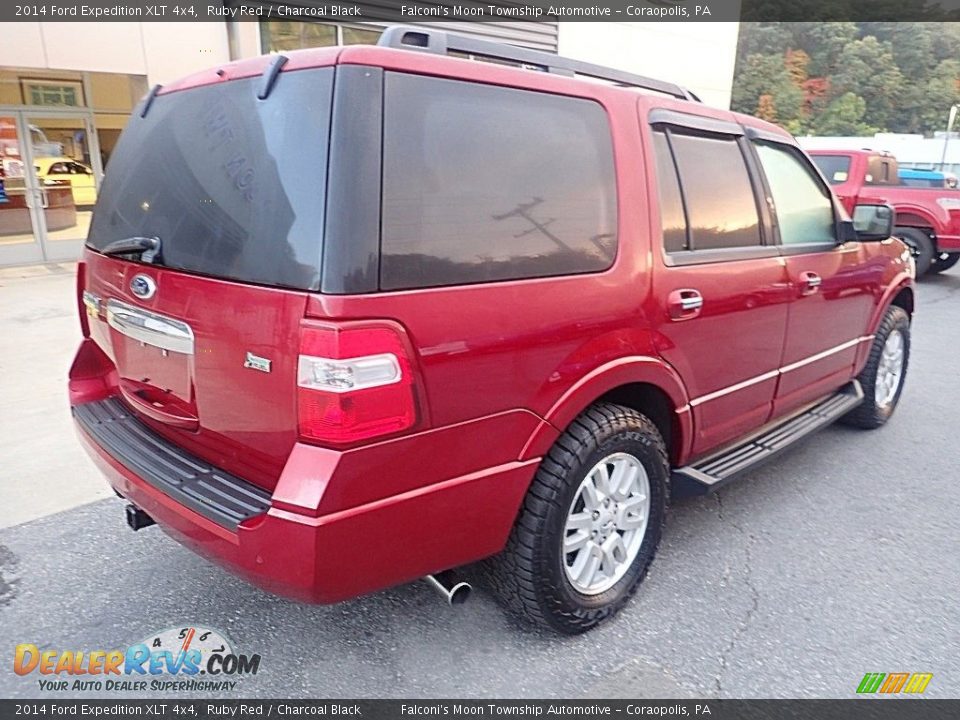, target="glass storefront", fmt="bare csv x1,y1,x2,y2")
0,68,147,266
